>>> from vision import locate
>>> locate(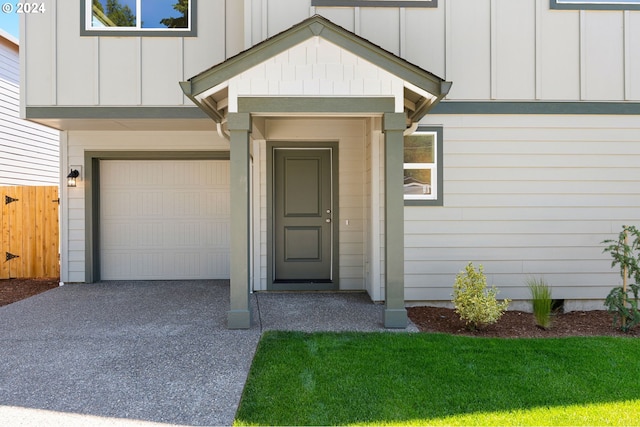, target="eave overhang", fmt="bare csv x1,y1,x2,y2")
180,15,451,125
